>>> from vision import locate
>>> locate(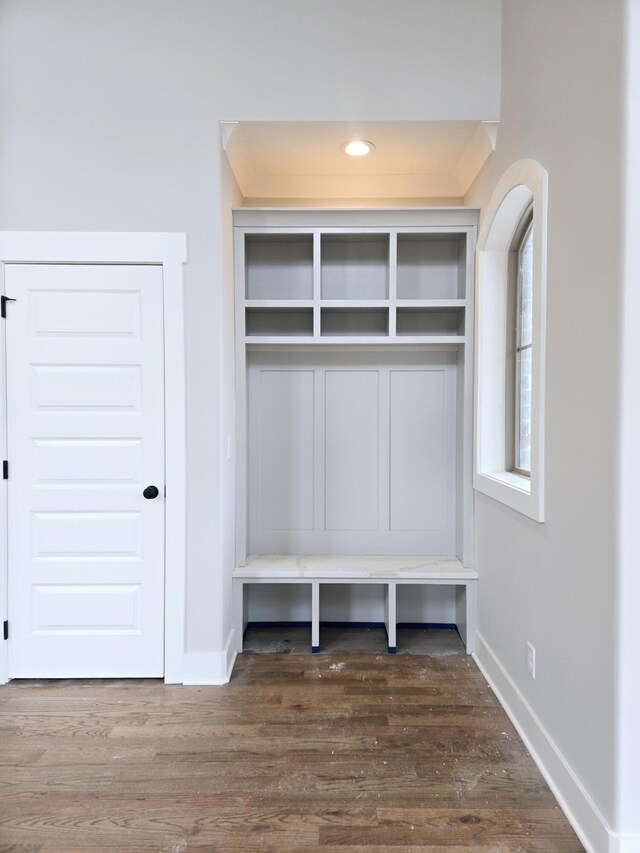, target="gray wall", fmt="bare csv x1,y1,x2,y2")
617,0,640,837
465,0,623,831
3,0,638,842
0,0,501,654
